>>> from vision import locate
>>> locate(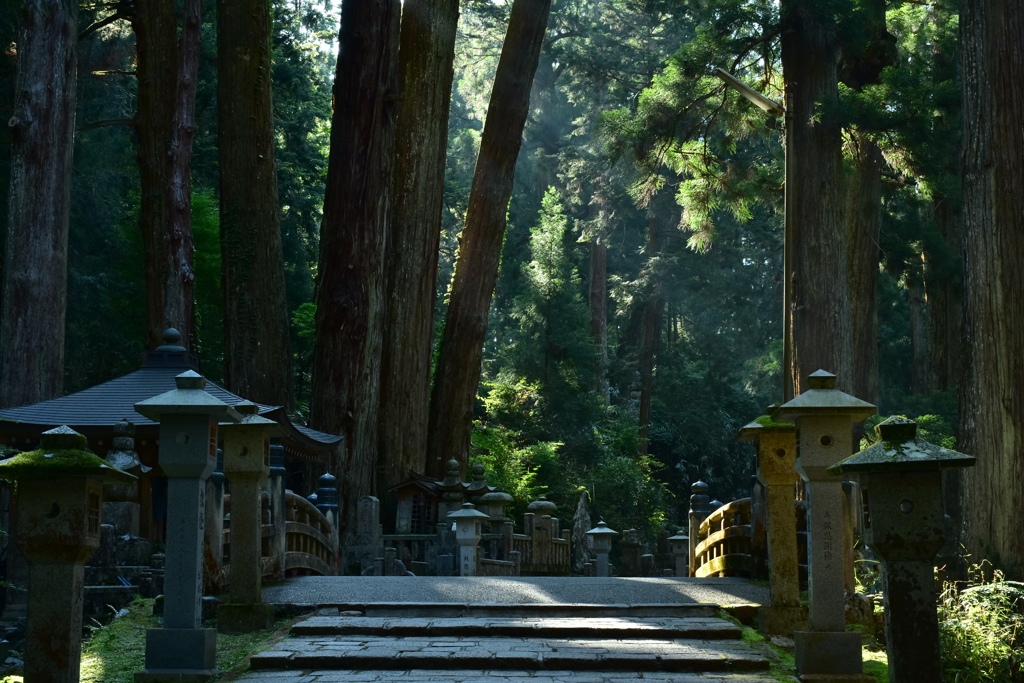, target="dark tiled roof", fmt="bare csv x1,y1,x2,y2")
0,366,341,451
